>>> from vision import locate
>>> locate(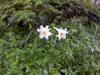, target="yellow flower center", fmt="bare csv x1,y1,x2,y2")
43,31,48,36
60,32,64,36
